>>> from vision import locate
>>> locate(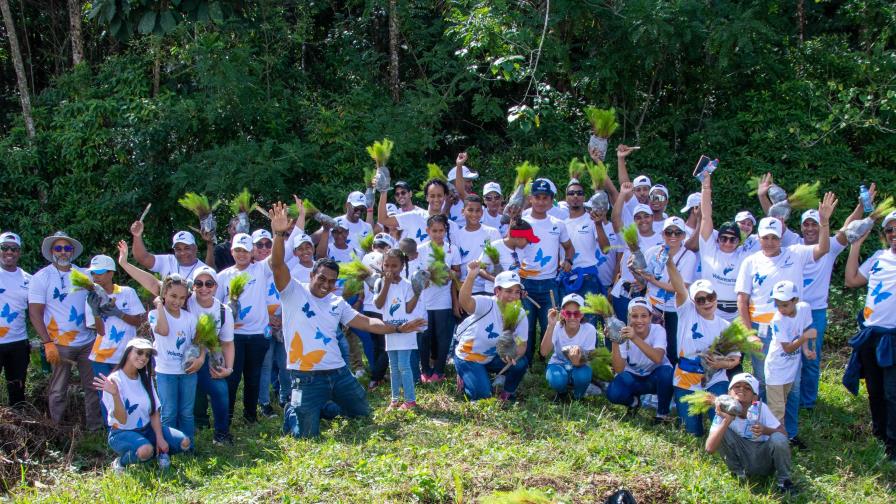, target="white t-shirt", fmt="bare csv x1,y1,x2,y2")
151,255,208,280
454,296,528,364
698,232,750,303
800,238,846,310
735,245,815,326
709,400,781,442
595,221,620,288
28,265,93,347
448,200,464,223
87,285,144,364
418,241,461,310
765,301,812,386
477,239,524,293
617,324,670,376
610,231,664,297
279,280,359,371
216,261,272,335
102,369,161,430
644,245,697,312
289,262,312,283
149,307,197,375
454,224,501,284
521,214,570,280
361,252,384,313
673,300,734,391
395,208,460,244
187,296,235,343
335,215,372,254
523,205,569,220
548,322,597,366
564,213,599,269
858,249,896,328
481,211,508,236
0,267,31,344
377,279,420,351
